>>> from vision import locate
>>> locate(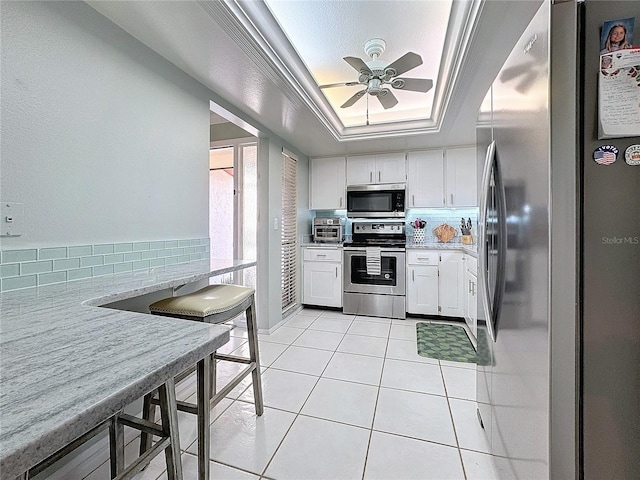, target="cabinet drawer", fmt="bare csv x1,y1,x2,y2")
303,248,342,262
407,250,439,266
